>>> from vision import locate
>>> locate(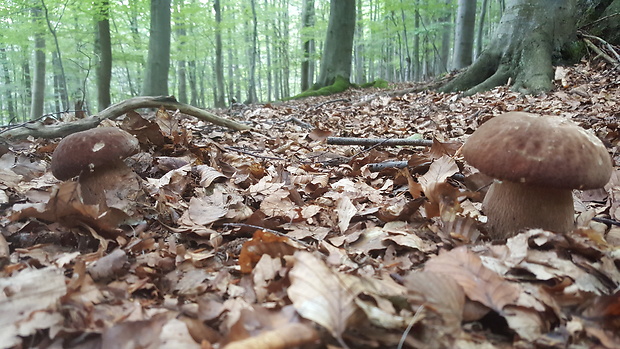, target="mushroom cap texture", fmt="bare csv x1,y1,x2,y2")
462,112,613,189
51,127,140,180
